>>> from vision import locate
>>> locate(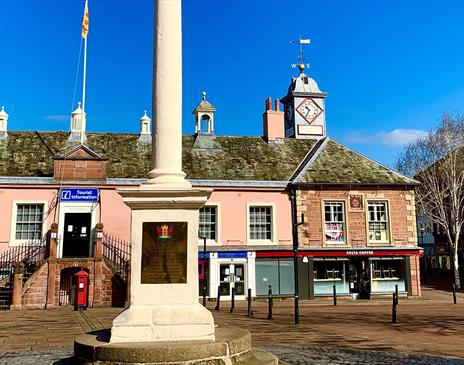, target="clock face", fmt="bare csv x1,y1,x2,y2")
296,98,322,124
